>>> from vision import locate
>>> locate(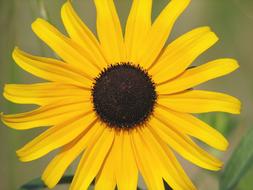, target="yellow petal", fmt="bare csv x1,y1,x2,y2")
150,27,218,82
149,116,223,171
143,127,196,190
12,48,93,88
114,131,138,190
42,121,103,188
158,90,241,114
16,111,96,162
2,100,92,130
155,105,229,151
4,83,91,106
94,0,125,63
131,129,165,190
163,147,197,190
157,59,239,94
31,18,100,78
70,127,114,190
125,0,152,63
95,138,116,190
138,0,191,69
61,1,107,69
